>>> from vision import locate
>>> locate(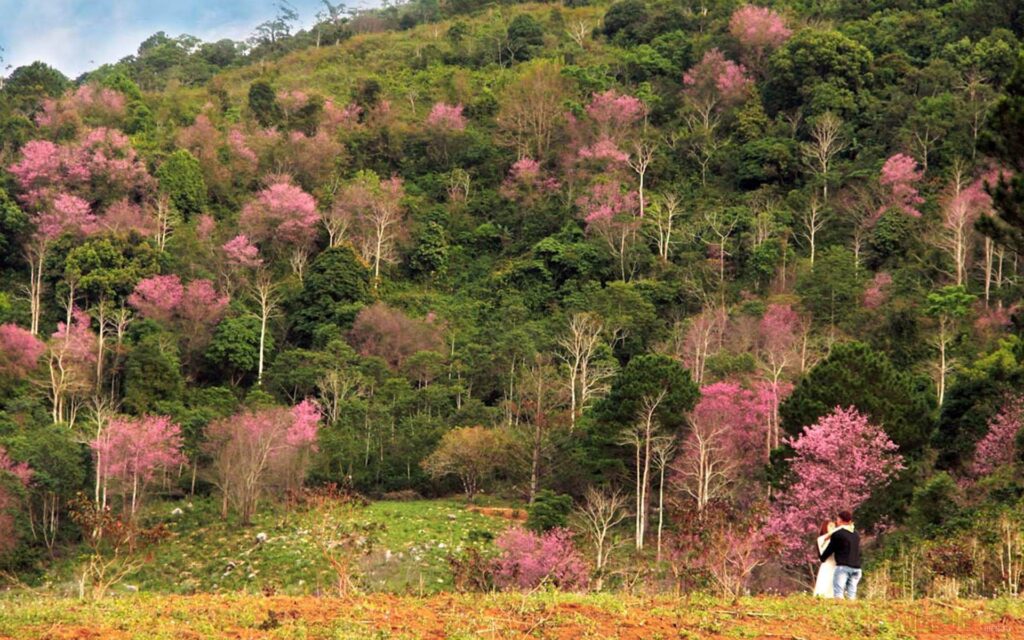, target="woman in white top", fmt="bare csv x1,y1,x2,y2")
814,520,836,598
